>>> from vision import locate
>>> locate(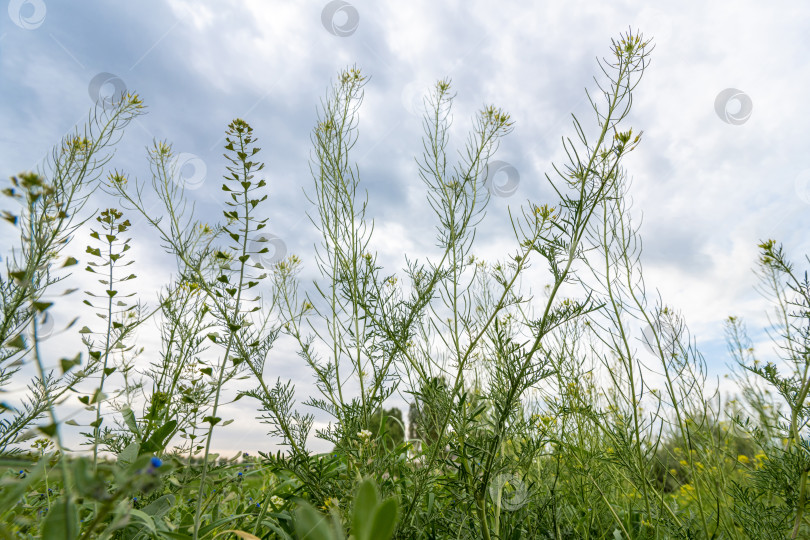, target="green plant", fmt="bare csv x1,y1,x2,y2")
294,478,398,540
